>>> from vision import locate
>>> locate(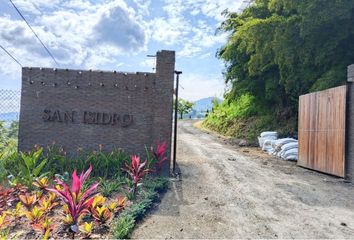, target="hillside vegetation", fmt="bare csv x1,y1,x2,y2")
204,0,354,141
